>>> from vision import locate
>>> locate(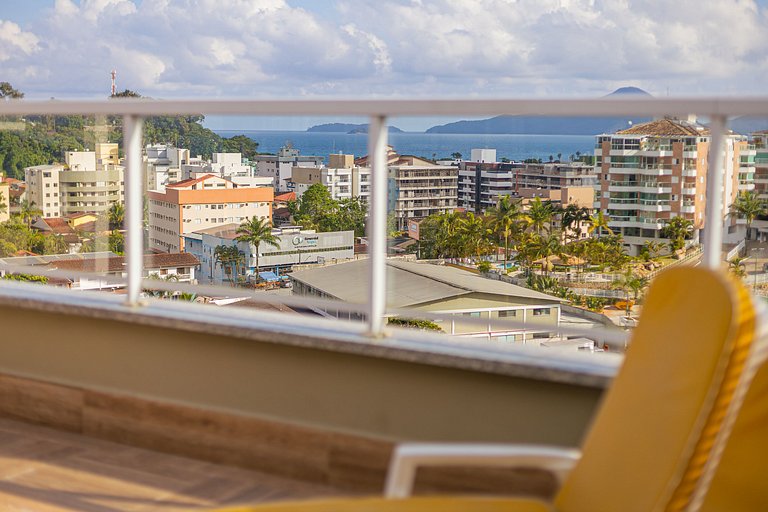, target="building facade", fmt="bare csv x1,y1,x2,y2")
184,224,355,285
253,144,324,192
147,174,273,253
25,165,63,218
353,149,458,229
25,145,125,219
595,118,754,255
144,144,190,192
291,154,371,202
458,158,599,213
